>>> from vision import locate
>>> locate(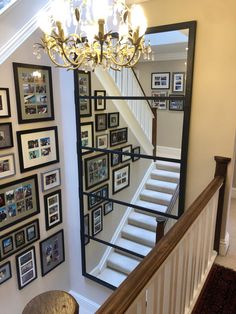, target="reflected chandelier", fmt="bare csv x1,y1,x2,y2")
35,0,151,71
